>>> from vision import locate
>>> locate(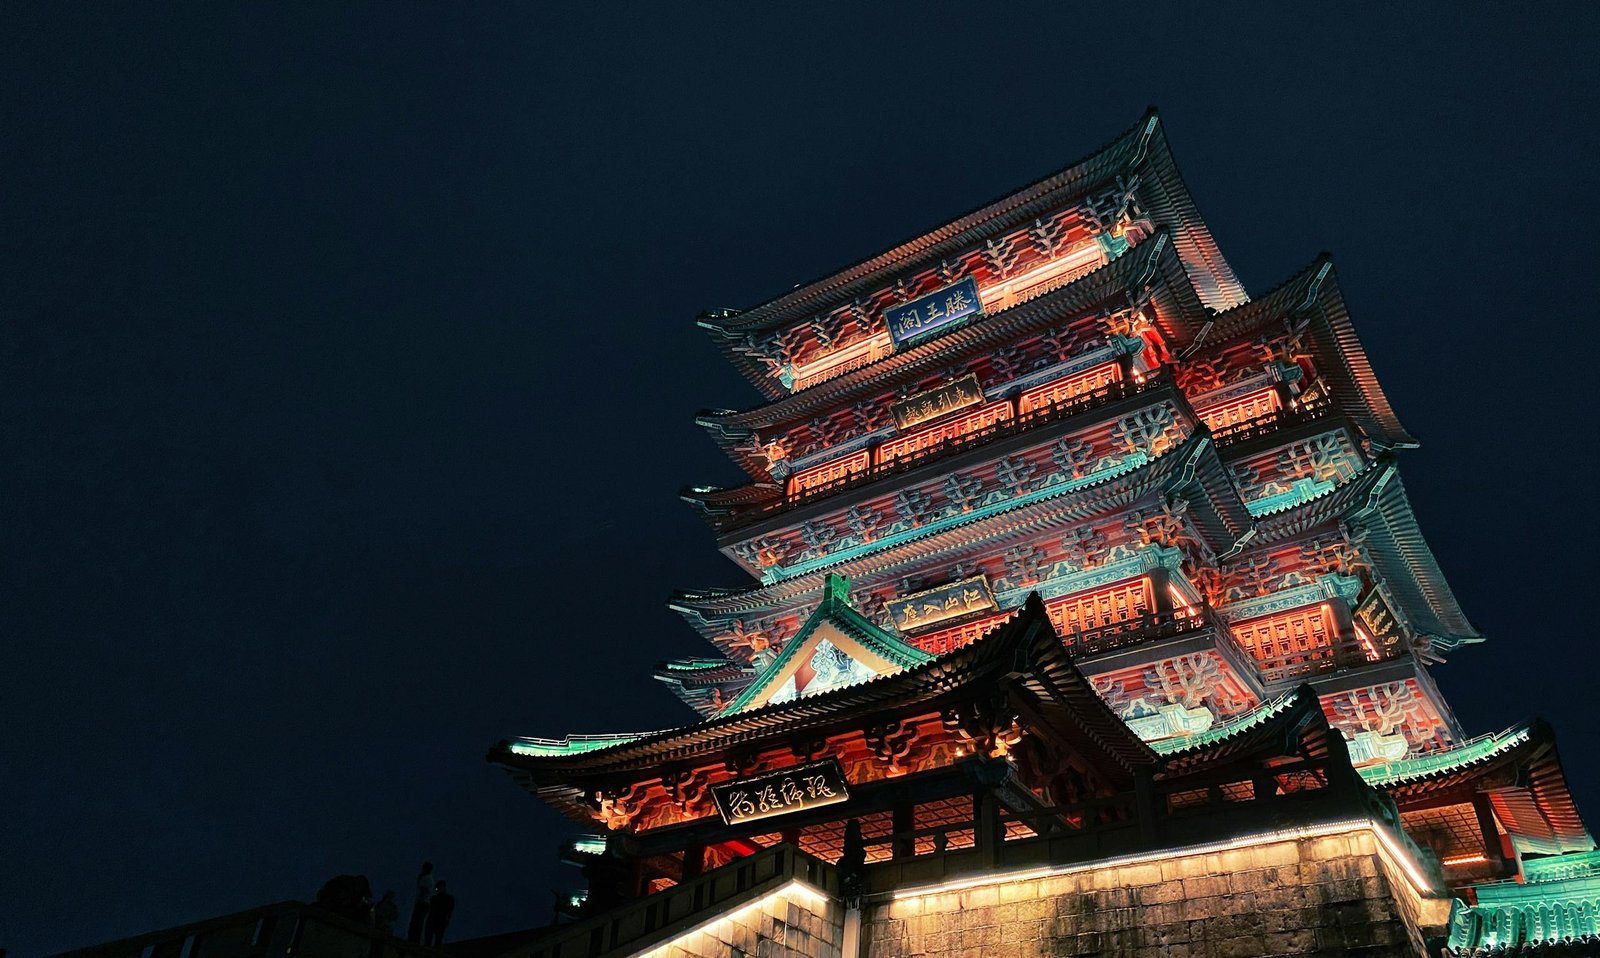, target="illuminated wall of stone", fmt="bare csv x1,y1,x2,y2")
865,830,1448,958
649,889,845,958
